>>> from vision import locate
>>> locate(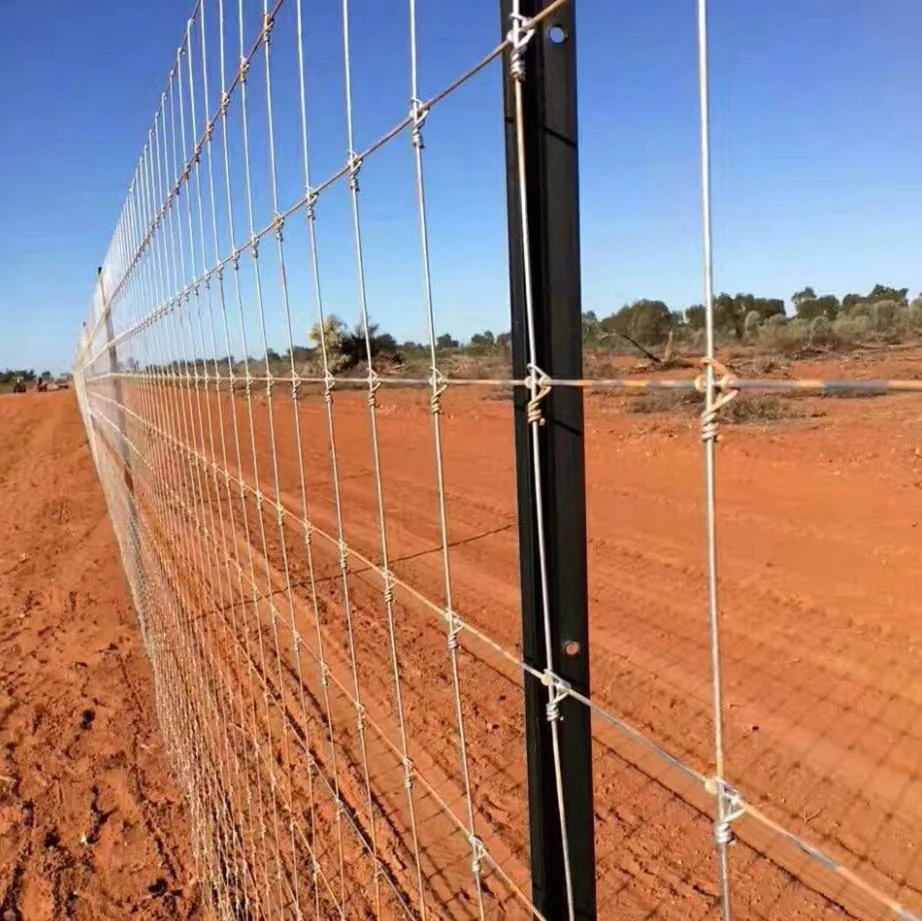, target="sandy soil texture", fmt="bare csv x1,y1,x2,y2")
28,346,922,921
0,392,201,920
